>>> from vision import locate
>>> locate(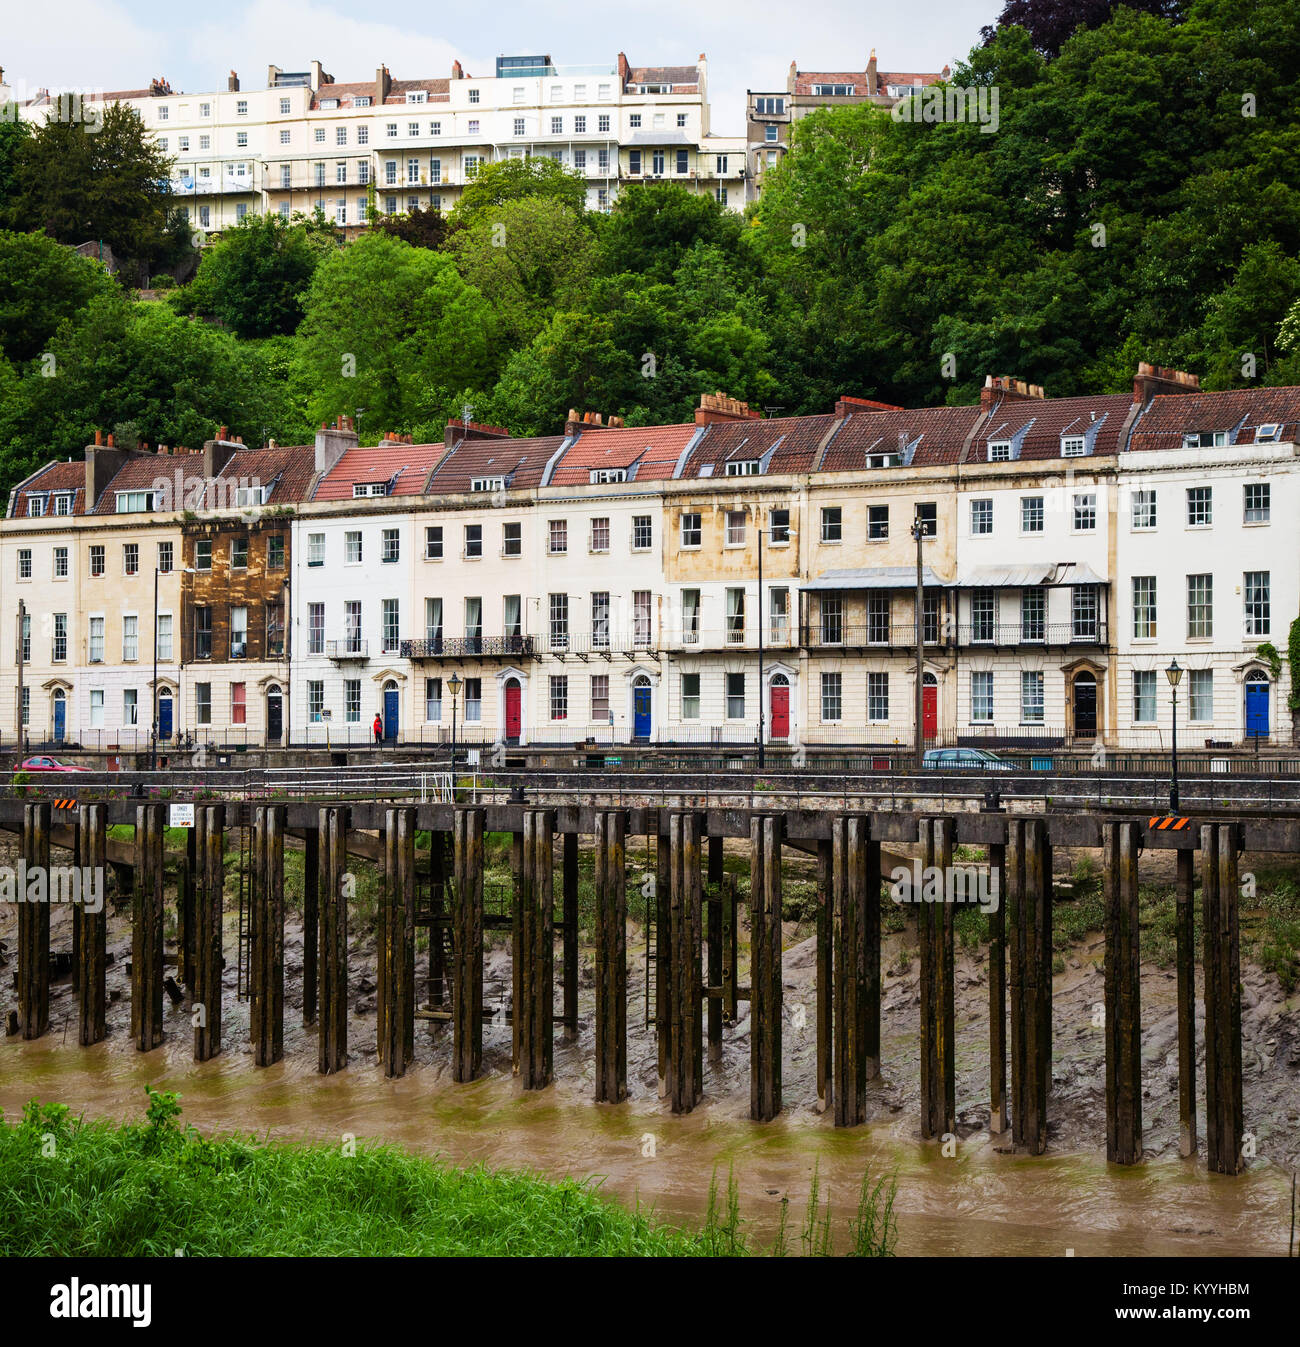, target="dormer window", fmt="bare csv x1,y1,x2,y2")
725,460,760,476
406,91,427,103
234,484,270,507
470,476,505,492
987,441,1012,462
590,468,627,484
27,494,48,517
52,493,73,516
115,490,157,513
353,482,387,497
1182,431,1227,448
1061,435,1087,458
1255,423,1281,443
866,452,900,469
319,98,338,109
